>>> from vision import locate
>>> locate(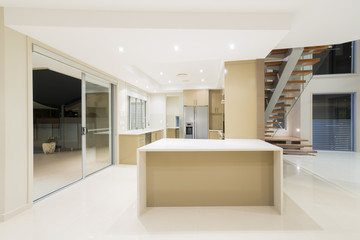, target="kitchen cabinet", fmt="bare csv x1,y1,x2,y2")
167,128,179,138
151,130,164,143
183,90,209,106
208,89,224,131
119,129,164,165
119,134,146,165
208,130,223,139
210,90,223,114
